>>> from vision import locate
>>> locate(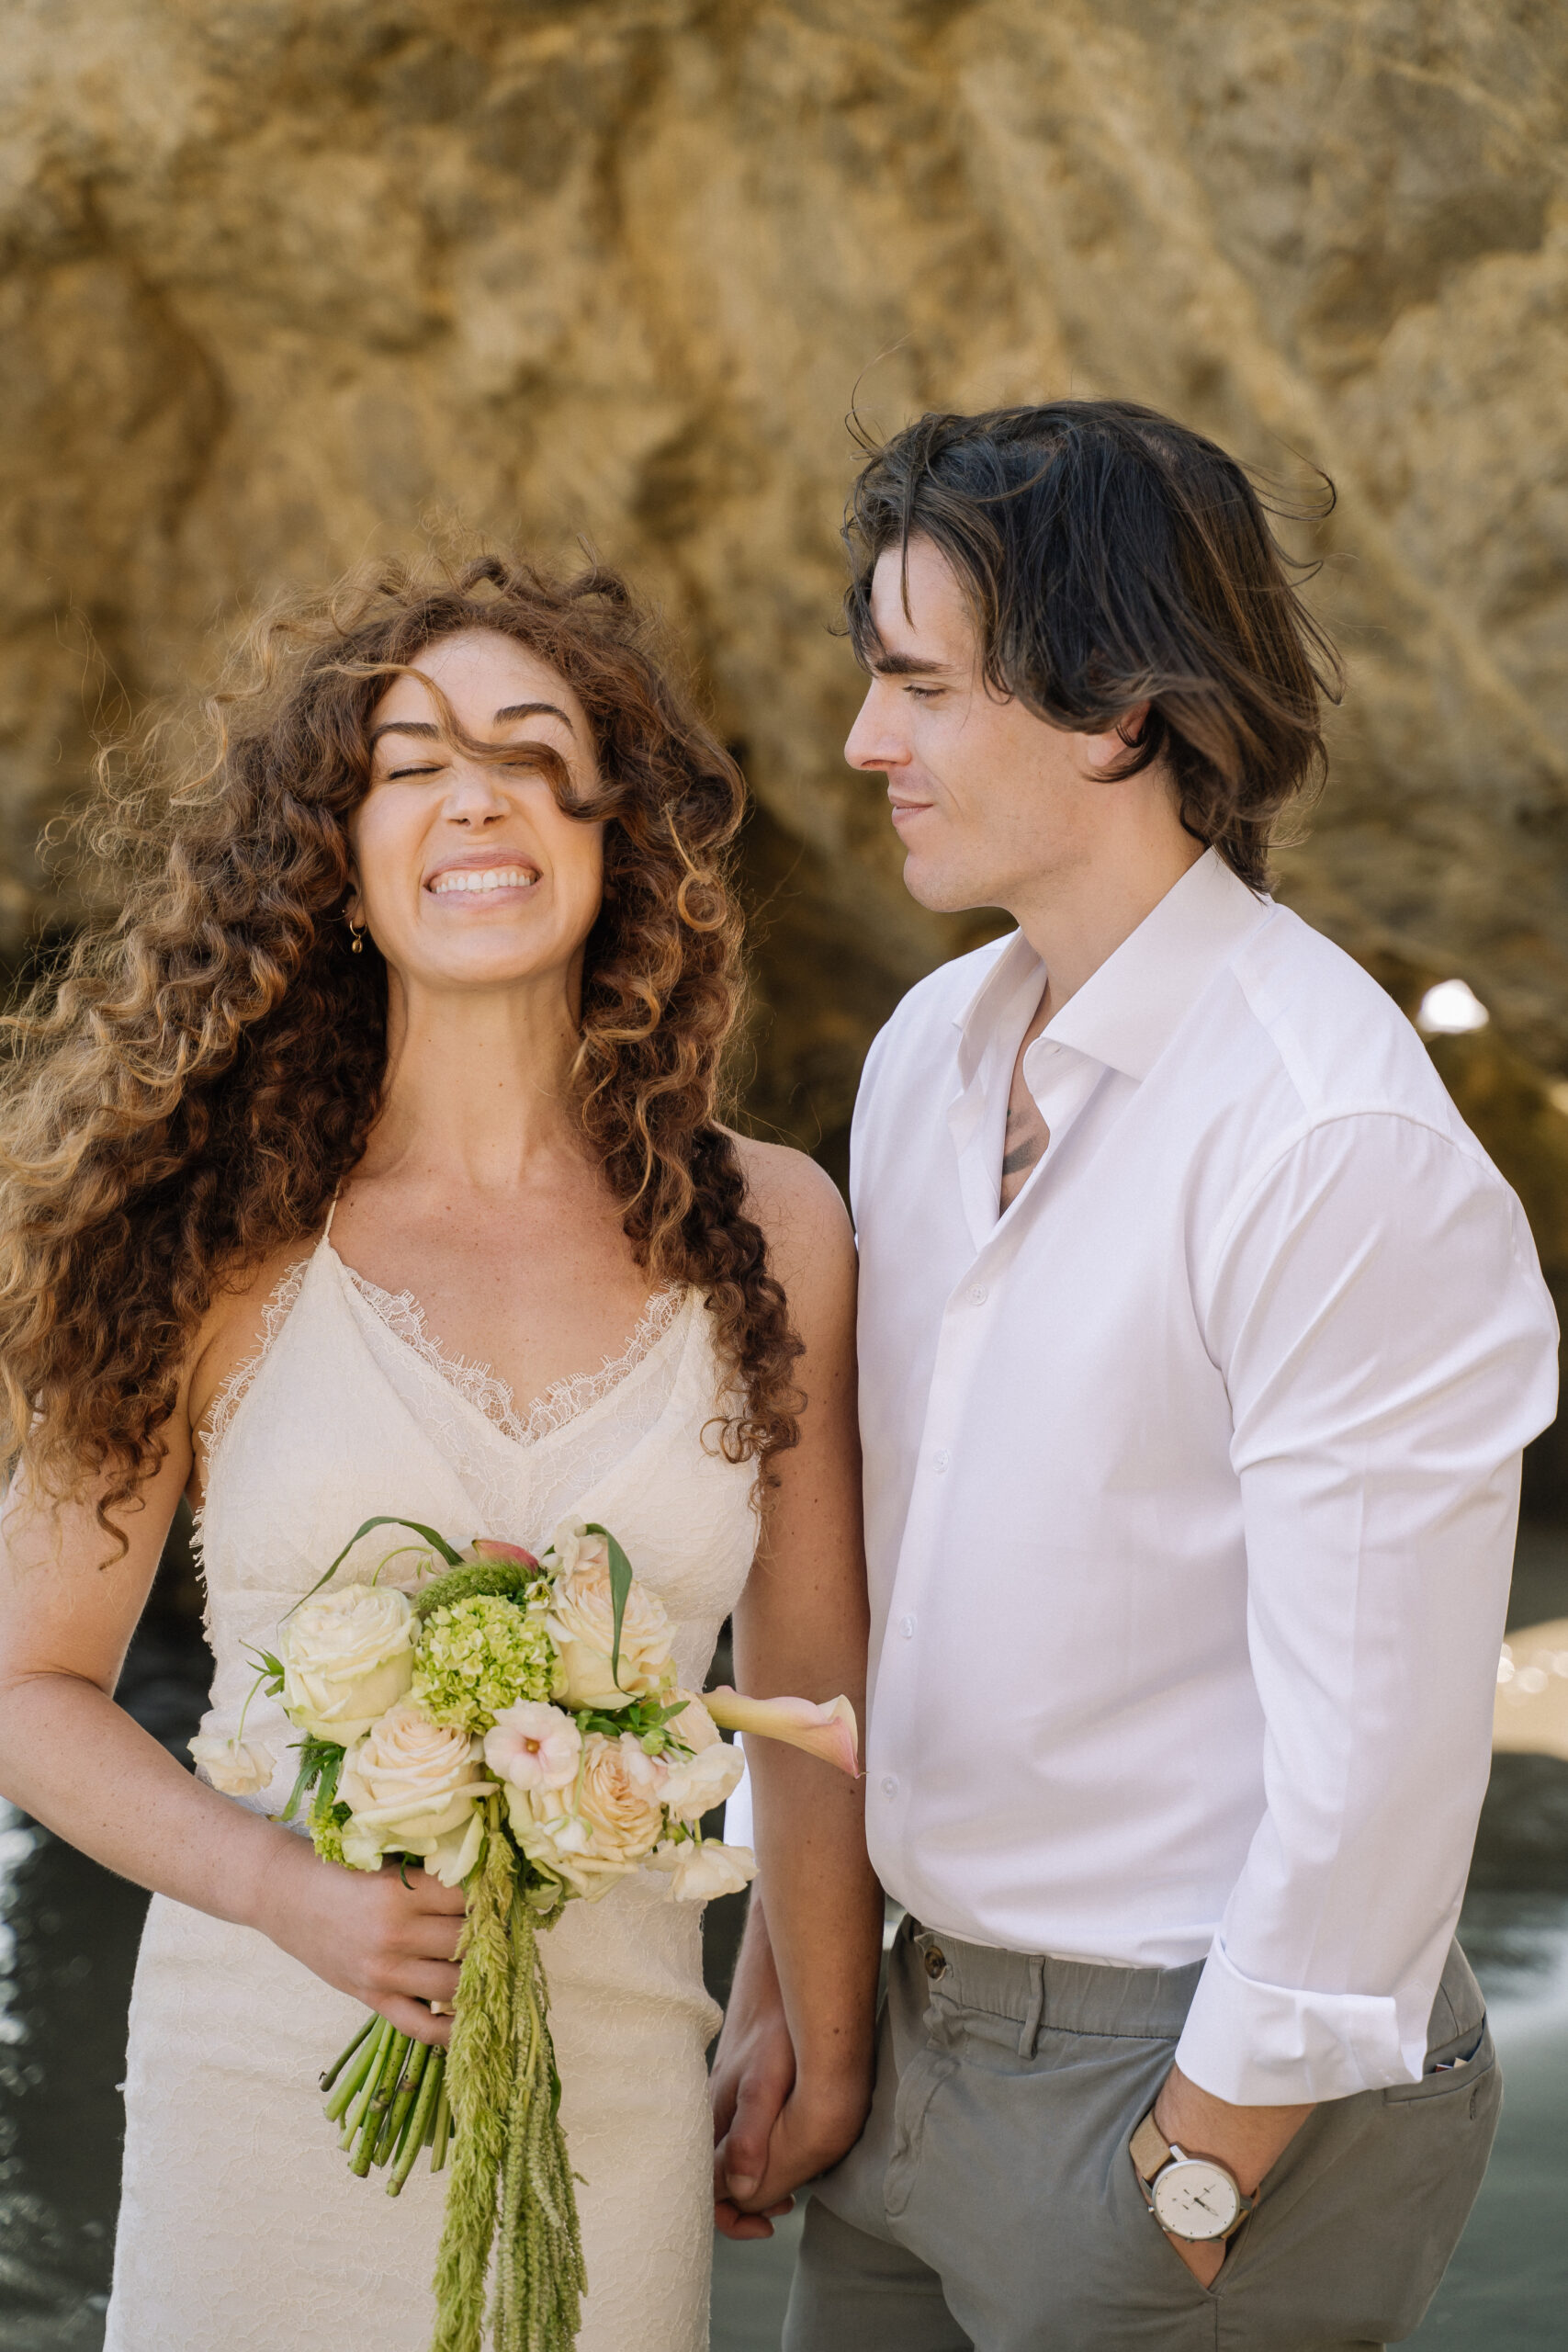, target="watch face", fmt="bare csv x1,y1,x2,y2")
1150,2157,1241,2241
